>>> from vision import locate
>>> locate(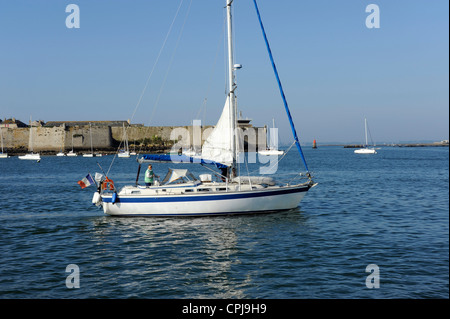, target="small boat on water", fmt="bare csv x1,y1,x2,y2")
354,118,377,154
18,153,41,161
118,123,131,158
67,134,78,156
83,153,95,158
258,118,284,156
19,116,41,161
83,123,95,157
90,0,316,217
0,128,8,158
118,151,130,158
